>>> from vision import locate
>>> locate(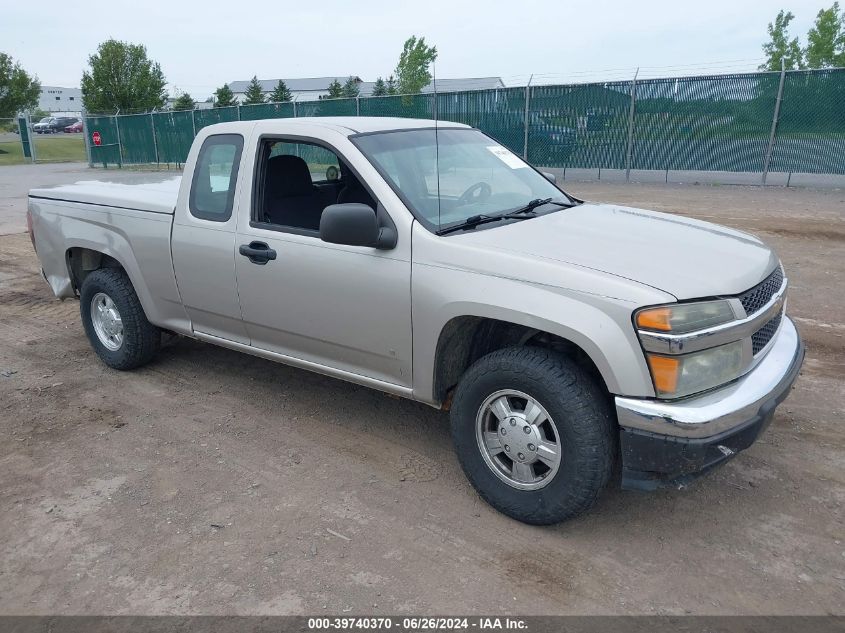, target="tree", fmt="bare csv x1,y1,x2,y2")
341,76,360,98
386,75,398,95
81,39,167,113
395,36,438,94
324,79,344,99
173,92,195,111
0,52,41,119
760,10,805,70
214,83,238,108
805,3,845,68
242,76,266,105
371,77,387,97
269,79,292,102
